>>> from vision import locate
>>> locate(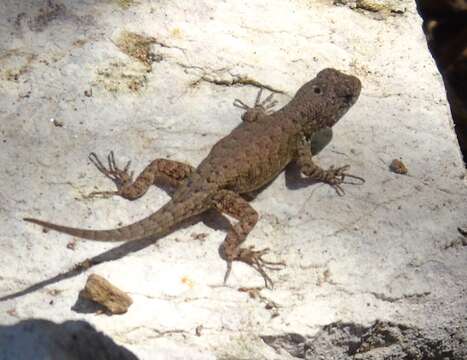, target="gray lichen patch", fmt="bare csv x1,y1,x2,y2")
334,0,406,14
27,0,67,32
115,31,157,68
0,50,37,82
94,60,149,93
113,0,137,9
